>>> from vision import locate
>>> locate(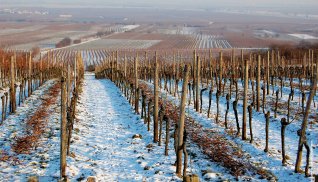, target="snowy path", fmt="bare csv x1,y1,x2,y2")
69,75,150,181
67,74,237,181
68,74,173,181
